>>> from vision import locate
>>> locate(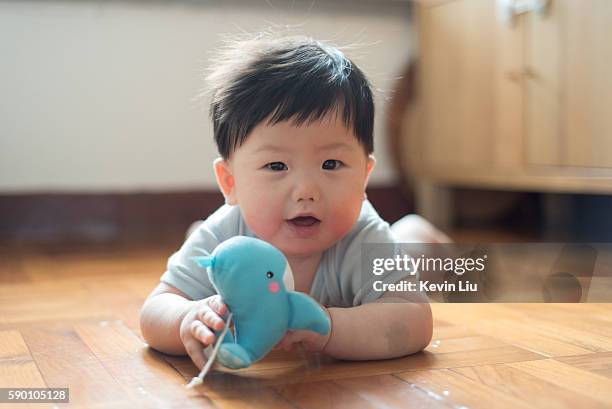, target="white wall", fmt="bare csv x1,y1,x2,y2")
0,0,414,192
